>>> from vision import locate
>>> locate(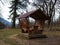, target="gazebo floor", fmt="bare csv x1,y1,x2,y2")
29,34,47,39
18,30,47,39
